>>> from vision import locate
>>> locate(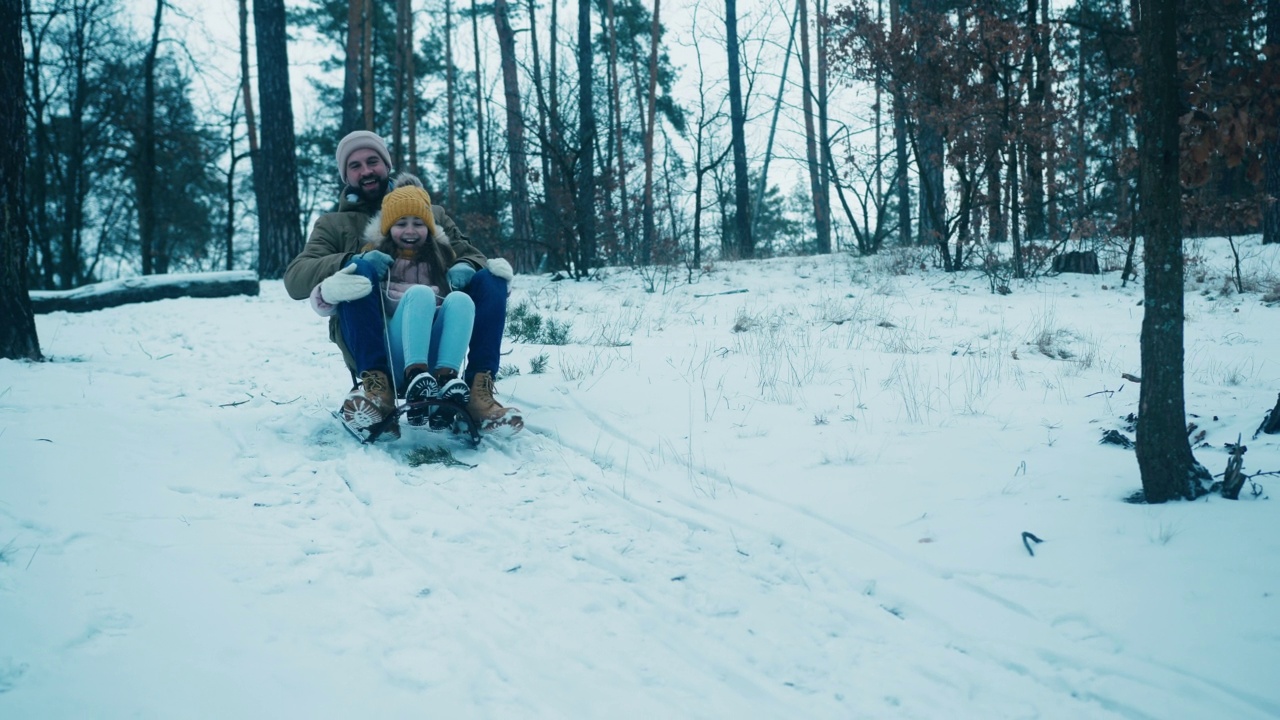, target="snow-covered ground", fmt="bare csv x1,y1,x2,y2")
3,238,1279,719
